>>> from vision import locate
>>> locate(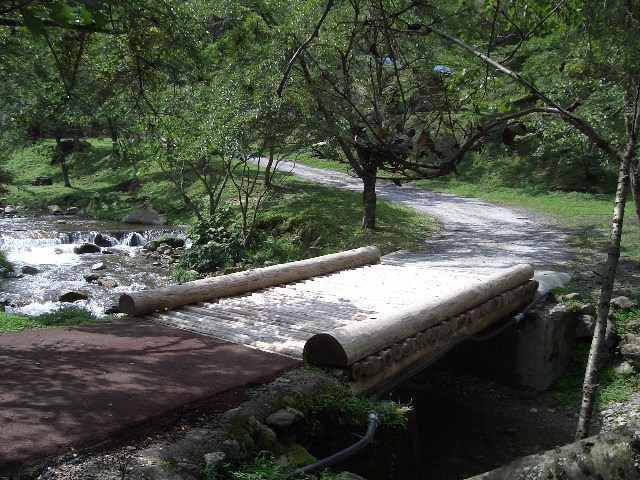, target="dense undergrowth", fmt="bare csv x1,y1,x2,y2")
0,307,103,333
